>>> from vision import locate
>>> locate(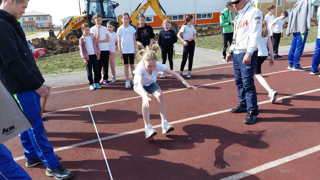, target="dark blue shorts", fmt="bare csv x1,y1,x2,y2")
134,82,161,96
